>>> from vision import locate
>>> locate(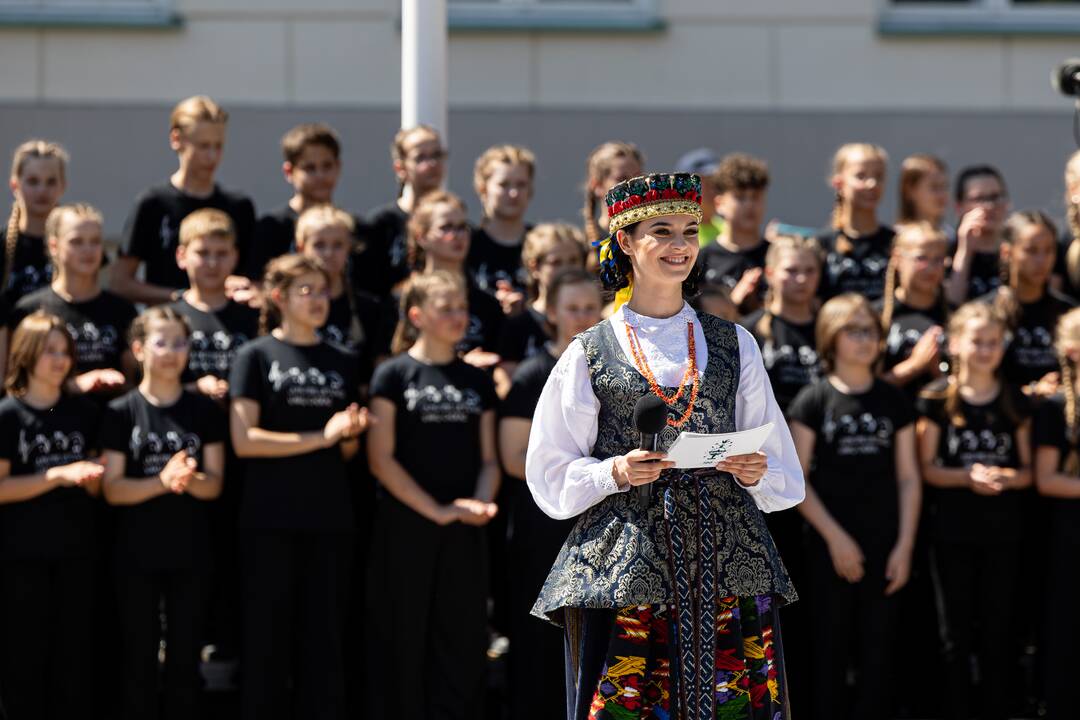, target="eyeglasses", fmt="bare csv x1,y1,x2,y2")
840,325,880,342
293,284,331,300
436,223,469,236
145,336,190,354
964,193,1007,206
408,150,447,165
